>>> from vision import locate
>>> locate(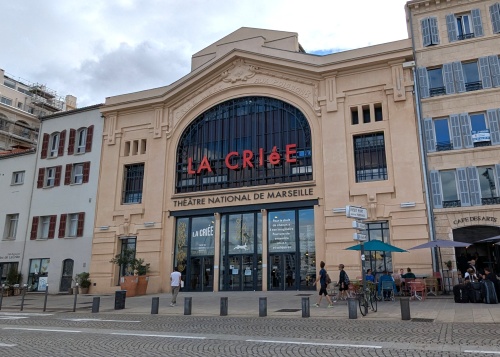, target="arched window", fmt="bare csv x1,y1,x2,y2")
175,97,313,193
